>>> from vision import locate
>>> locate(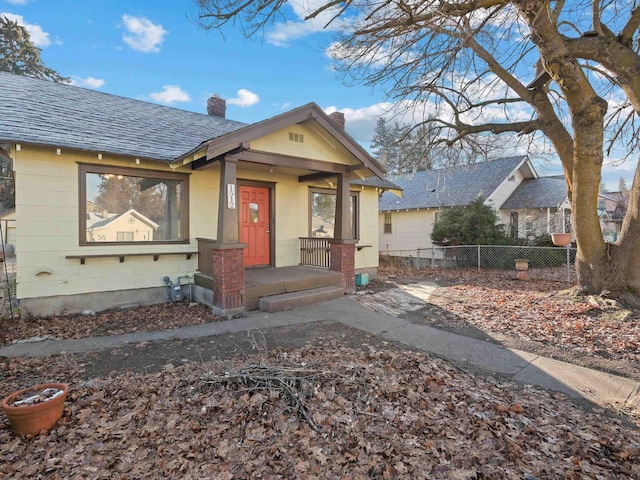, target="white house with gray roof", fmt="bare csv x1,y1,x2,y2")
379,156,571,258
0,72,399,317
